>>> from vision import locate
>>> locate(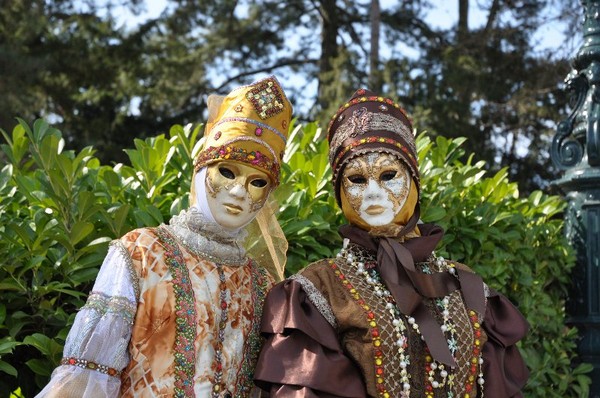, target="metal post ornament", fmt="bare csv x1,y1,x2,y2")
552,1,600,395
